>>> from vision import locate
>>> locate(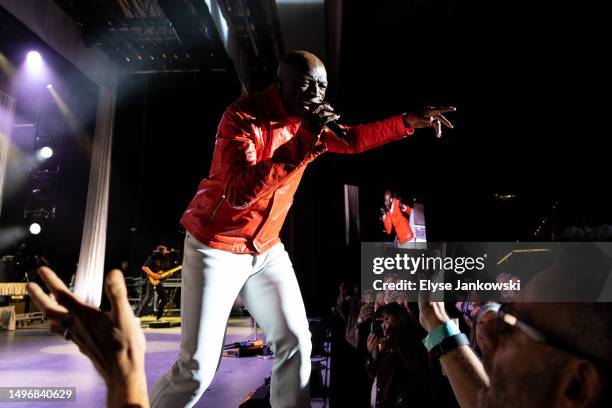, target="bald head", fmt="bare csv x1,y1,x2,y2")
276,50,328,116
278,51,325,77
